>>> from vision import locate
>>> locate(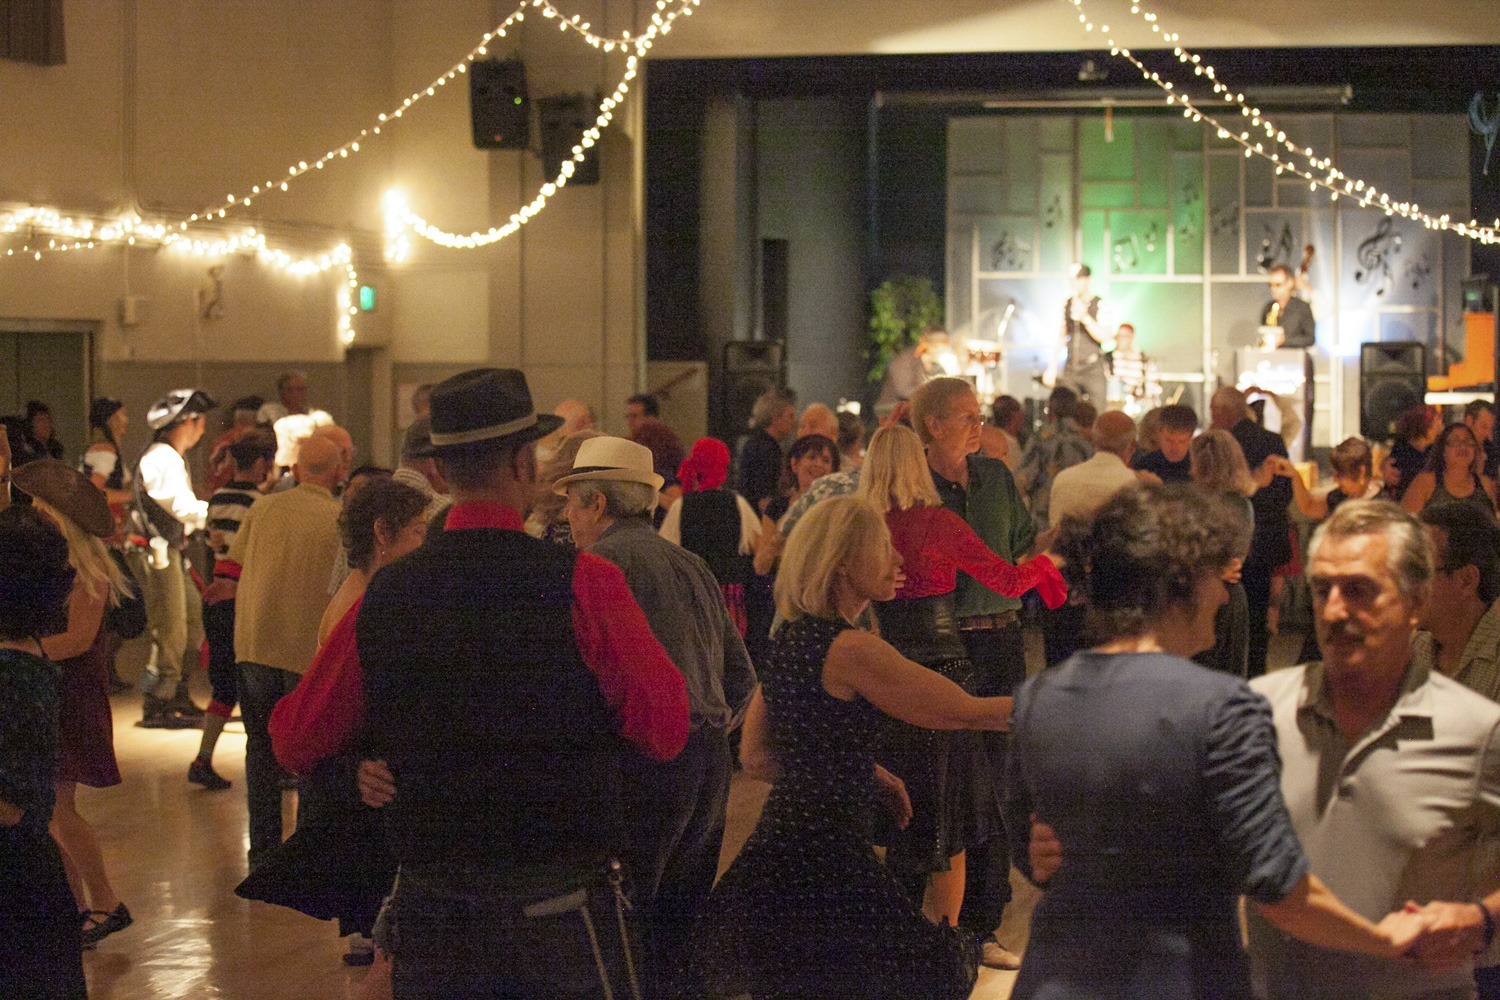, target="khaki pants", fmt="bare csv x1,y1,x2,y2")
127,546,204,697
